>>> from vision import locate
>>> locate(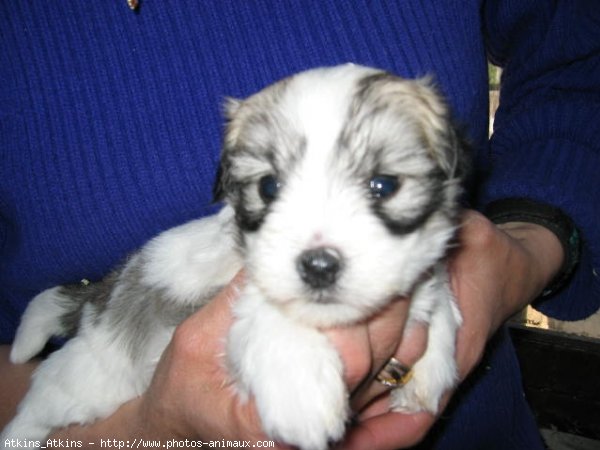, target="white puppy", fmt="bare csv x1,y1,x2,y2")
2,64,467,450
